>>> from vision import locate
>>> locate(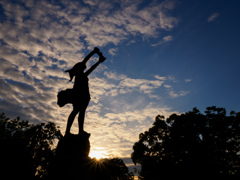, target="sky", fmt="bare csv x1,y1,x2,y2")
0,0,240,163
